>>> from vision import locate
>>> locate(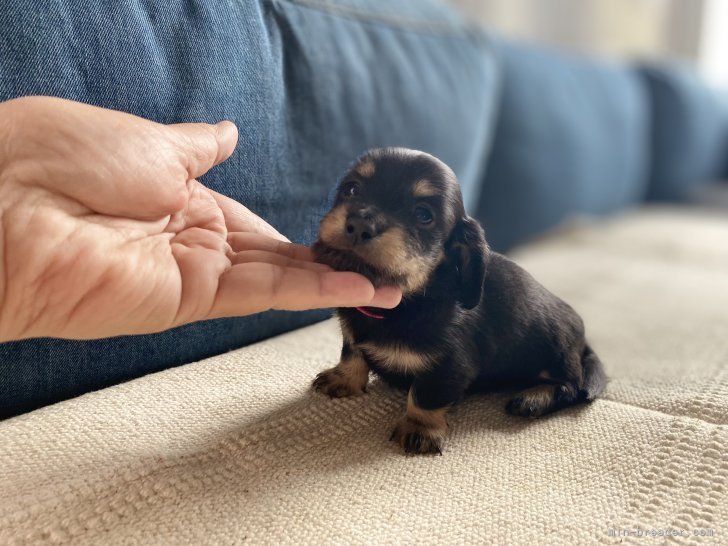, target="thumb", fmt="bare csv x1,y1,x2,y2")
168,120,239,180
